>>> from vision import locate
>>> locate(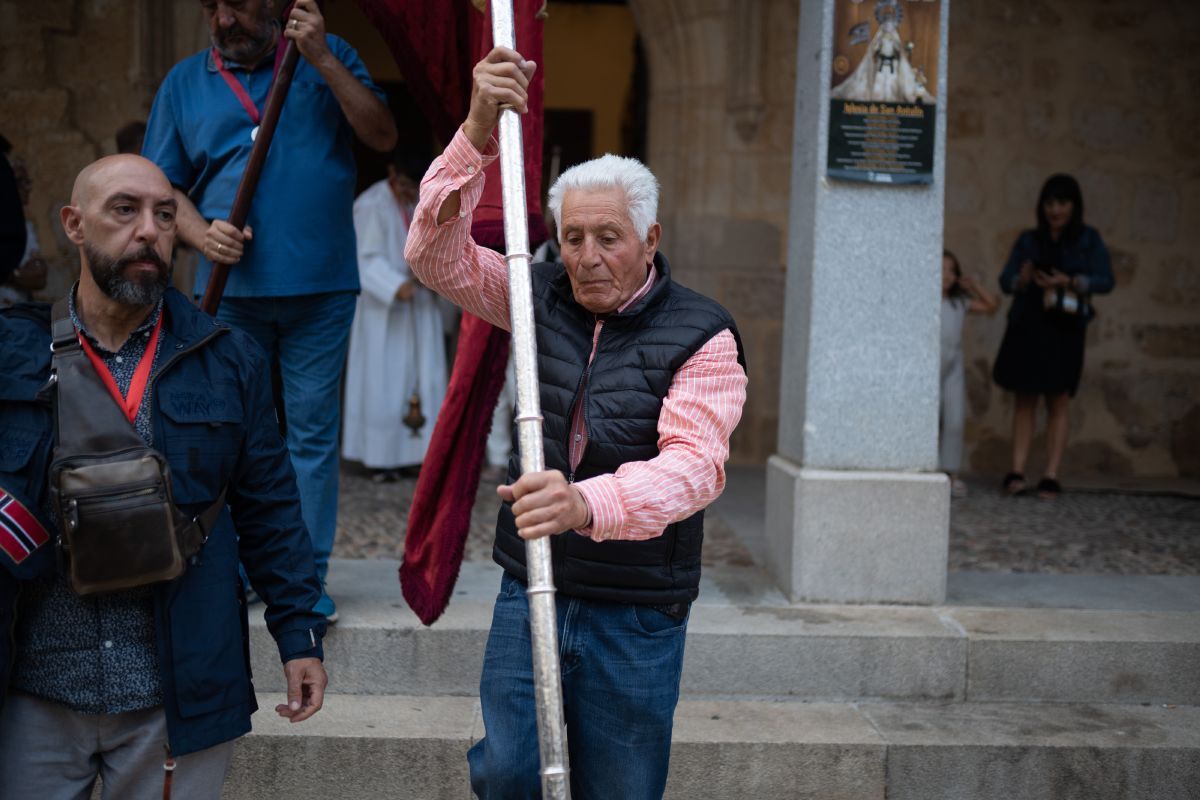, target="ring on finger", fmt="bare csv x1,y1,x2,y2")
217,243,224,255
